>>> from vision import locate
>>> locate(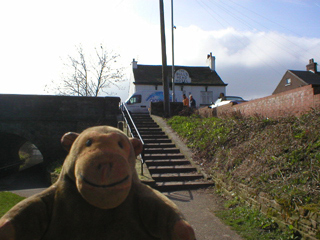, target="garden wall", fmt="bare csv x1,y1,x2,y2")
199,85,320,118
